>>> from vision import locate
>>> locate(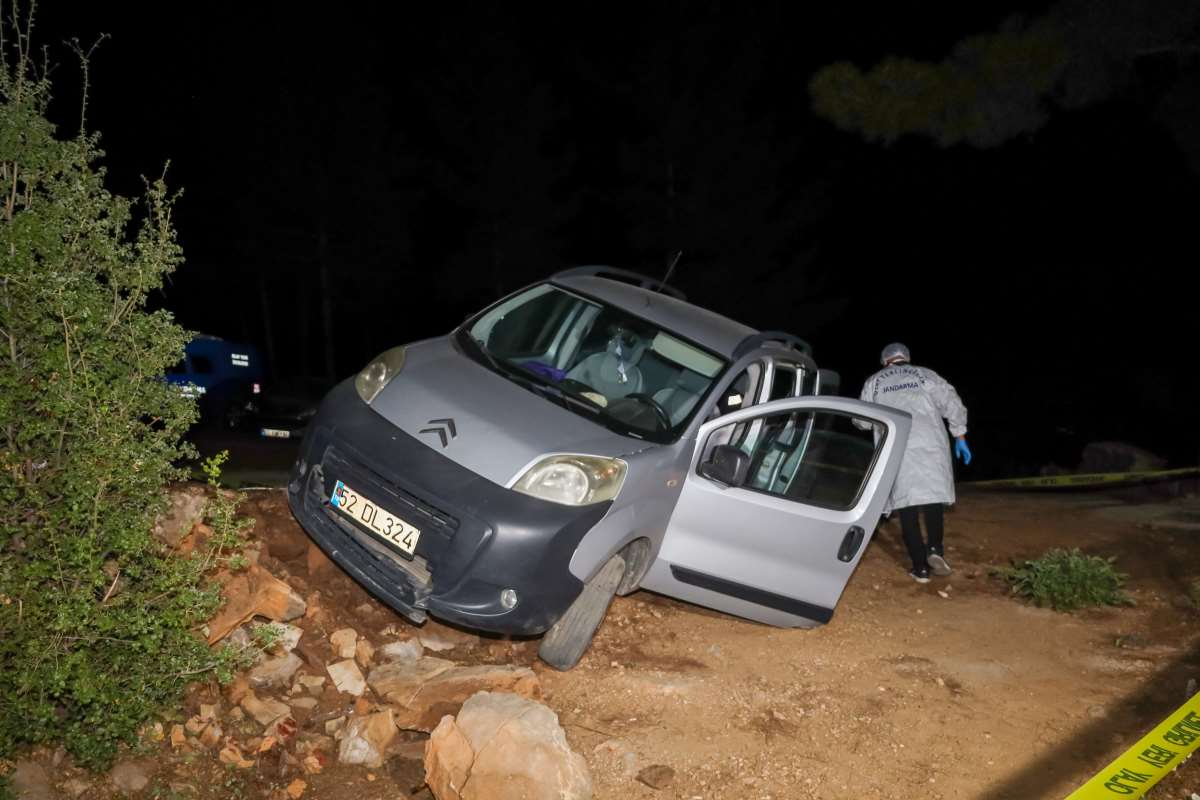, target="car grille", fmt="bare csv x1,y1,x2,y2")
321,446,460,538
